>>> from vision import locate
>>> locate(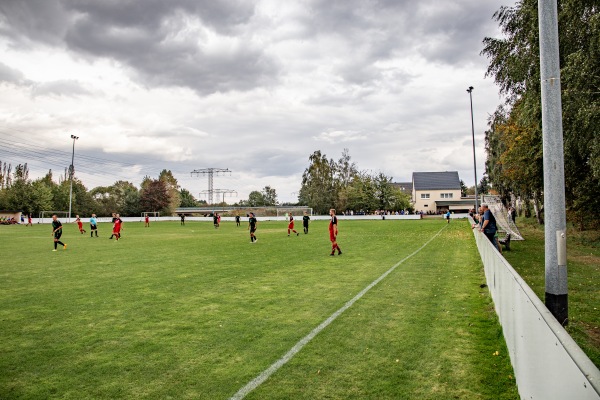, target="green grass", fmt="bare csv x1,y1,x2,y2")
0,219,517,399
501,218,600,368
